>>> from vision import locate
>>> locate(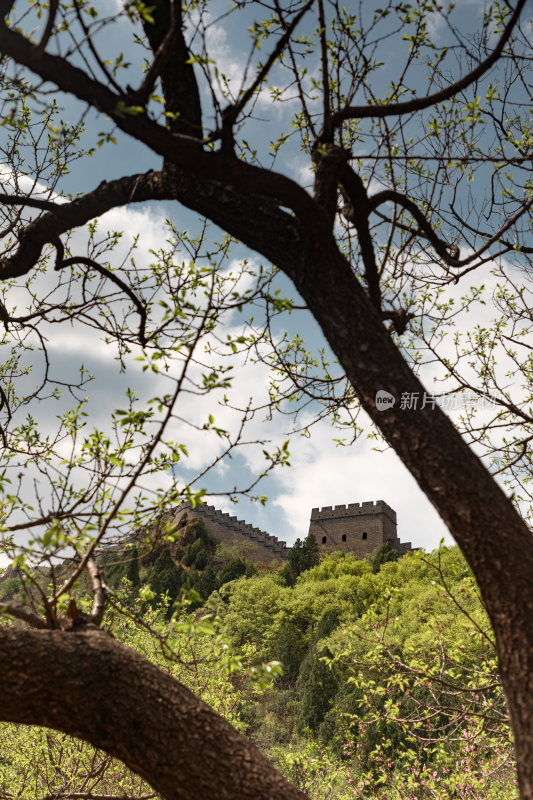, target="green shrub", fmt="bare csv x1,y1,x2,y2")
149,547,184,608
372,541,399,573
184,537,205,566
219,558,247,586
0,577,21,600
197,564,218,600
194,549,208,570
